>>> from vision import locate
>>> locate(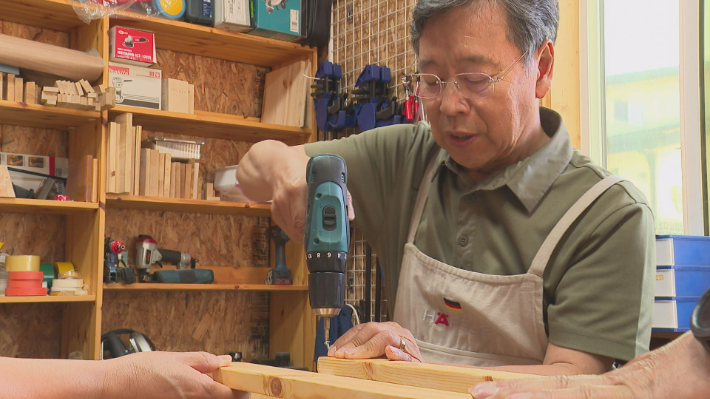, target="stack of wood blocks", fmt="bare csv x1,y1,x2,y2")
39,80,116,111
211,357,539,399
1,72,40,104
106,113,202,199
